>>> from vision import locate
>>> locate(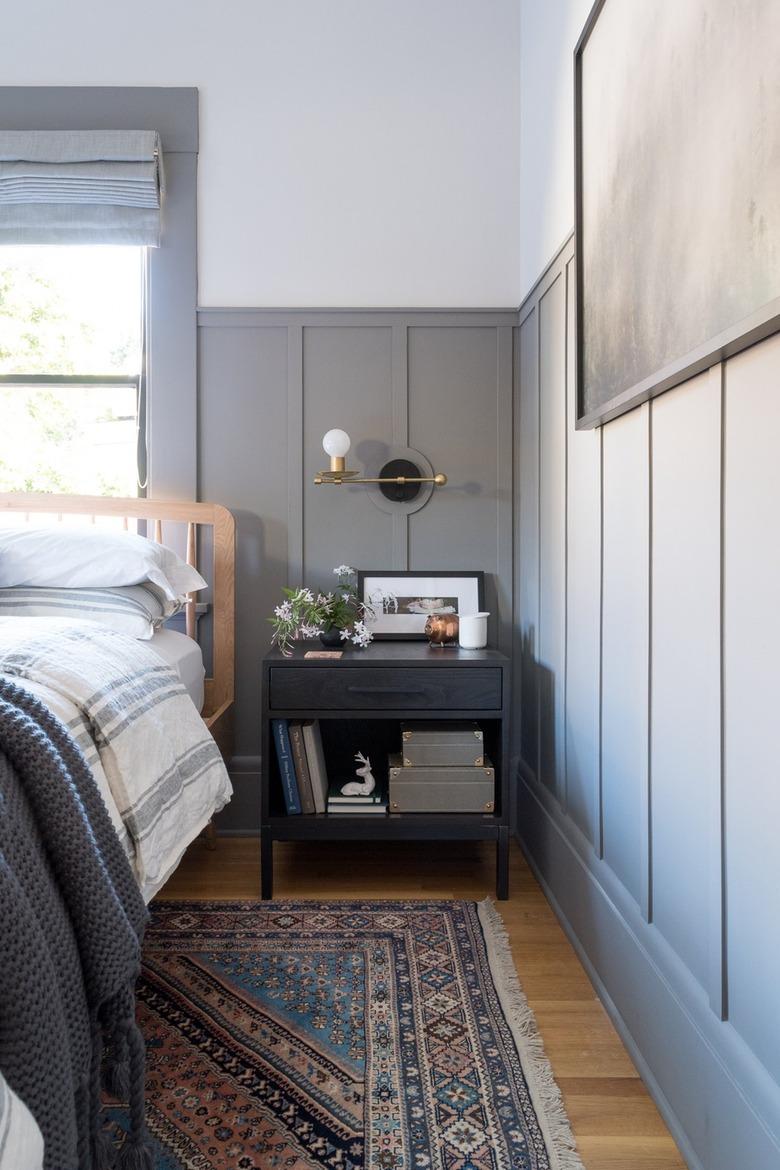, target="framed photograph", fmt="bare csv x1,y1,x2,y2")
575,0,780,428
358,570,485,641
